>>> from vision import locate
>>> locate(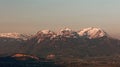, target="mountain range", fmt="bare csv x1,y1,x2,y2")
0,27,120,59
